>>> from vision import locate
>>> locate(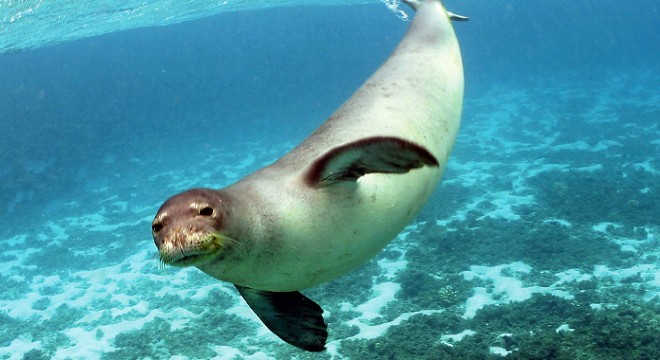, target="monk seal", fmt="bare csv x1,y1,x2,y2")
152,0,466,351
